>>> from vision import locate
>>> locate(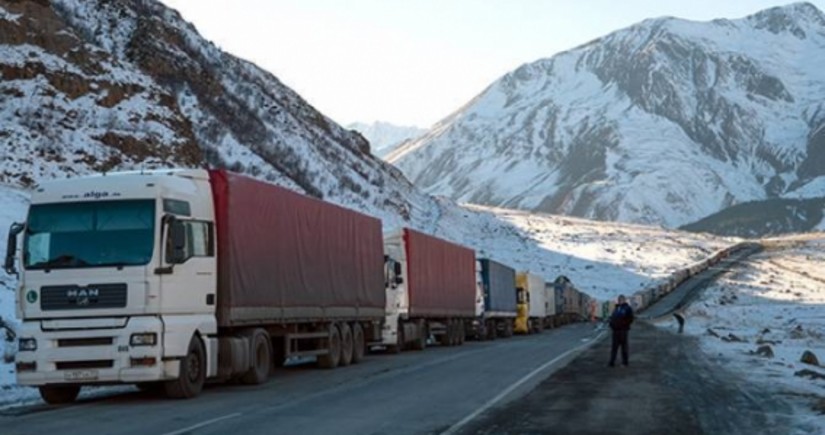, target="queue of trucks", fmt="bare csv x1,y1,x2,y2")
4,169,595,404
